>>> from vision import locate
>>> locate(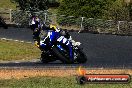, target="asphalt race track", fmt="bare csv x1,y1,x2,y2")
0,27,132,69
